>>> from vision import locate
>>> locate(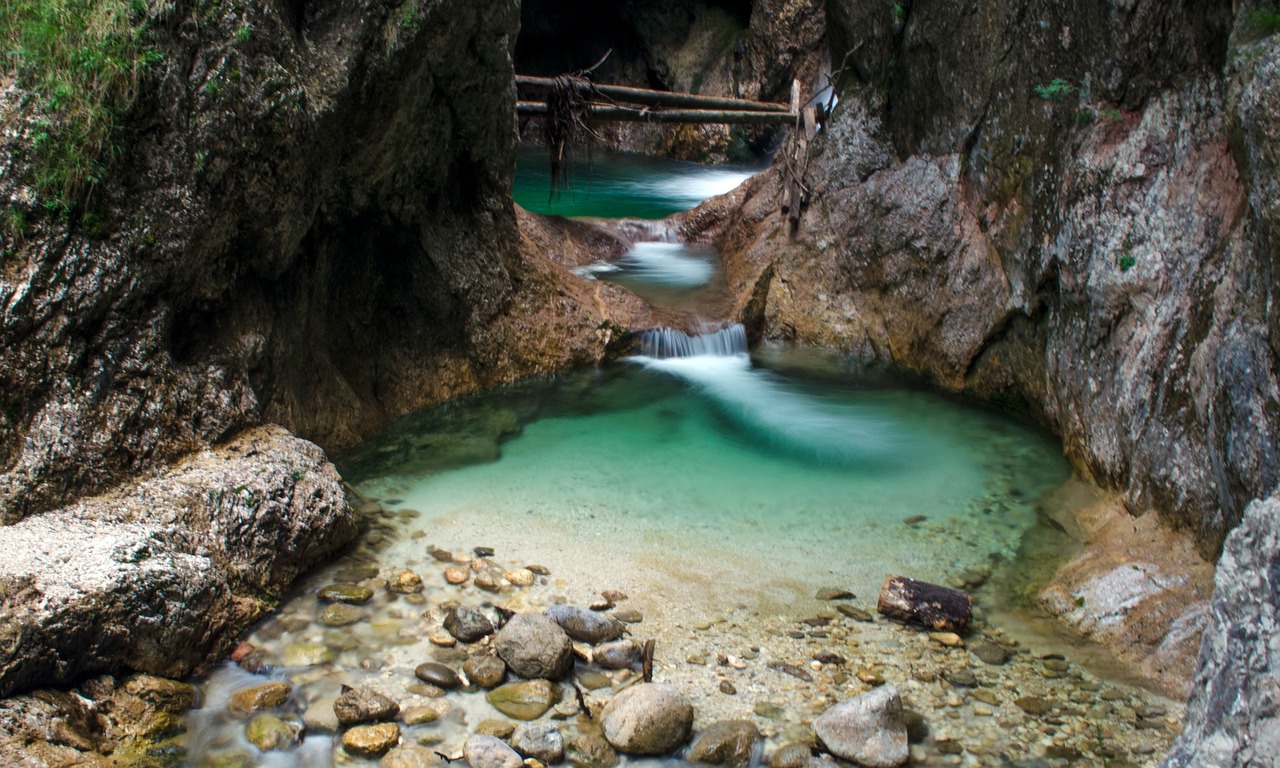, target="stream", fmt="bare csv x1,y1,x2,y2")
181,150,1182,768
